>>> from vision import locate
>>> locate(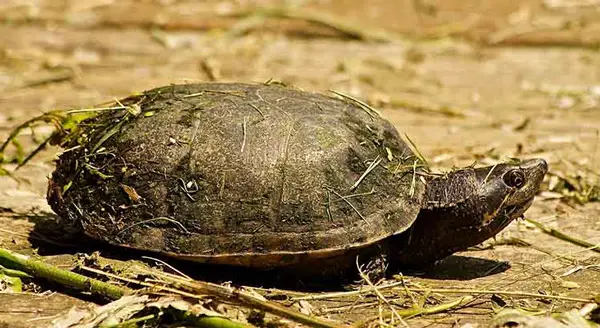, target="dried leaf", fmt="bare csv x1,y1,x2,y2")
120,184,142,203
